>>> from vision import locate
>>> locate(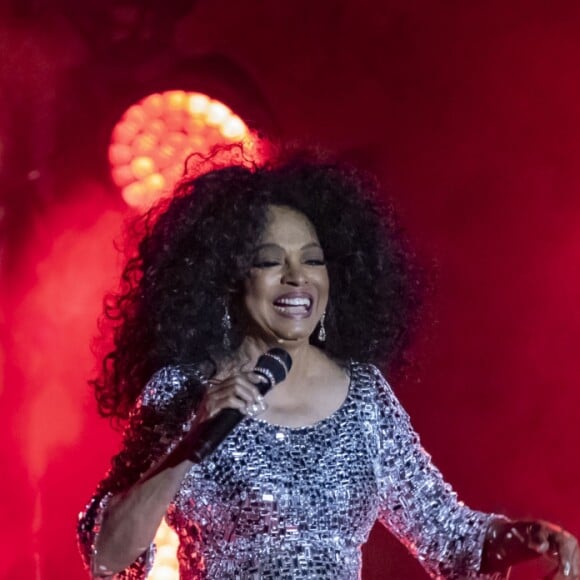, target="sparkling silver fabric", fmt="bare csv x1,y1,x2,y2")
78,362,503,579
